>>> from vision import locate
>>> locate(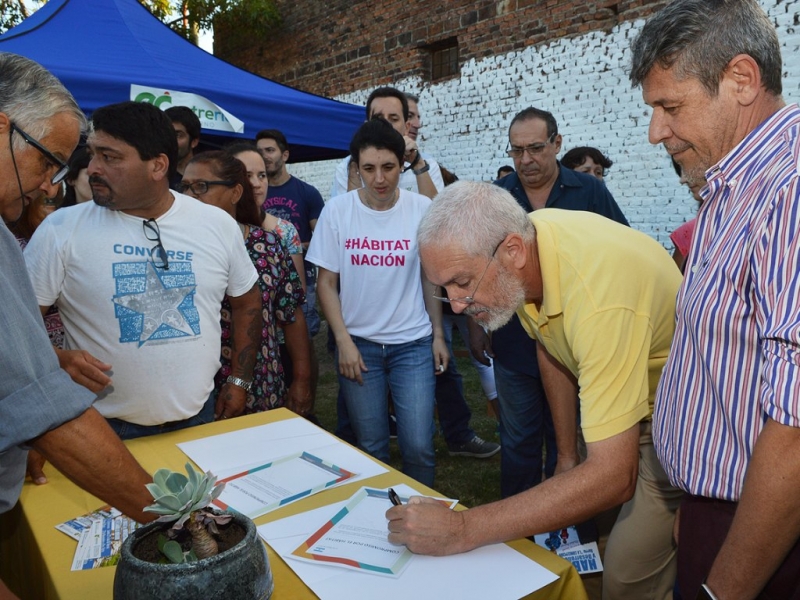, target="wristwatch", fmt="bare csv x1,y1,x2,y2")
225,375,253,392
413,161,430,176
